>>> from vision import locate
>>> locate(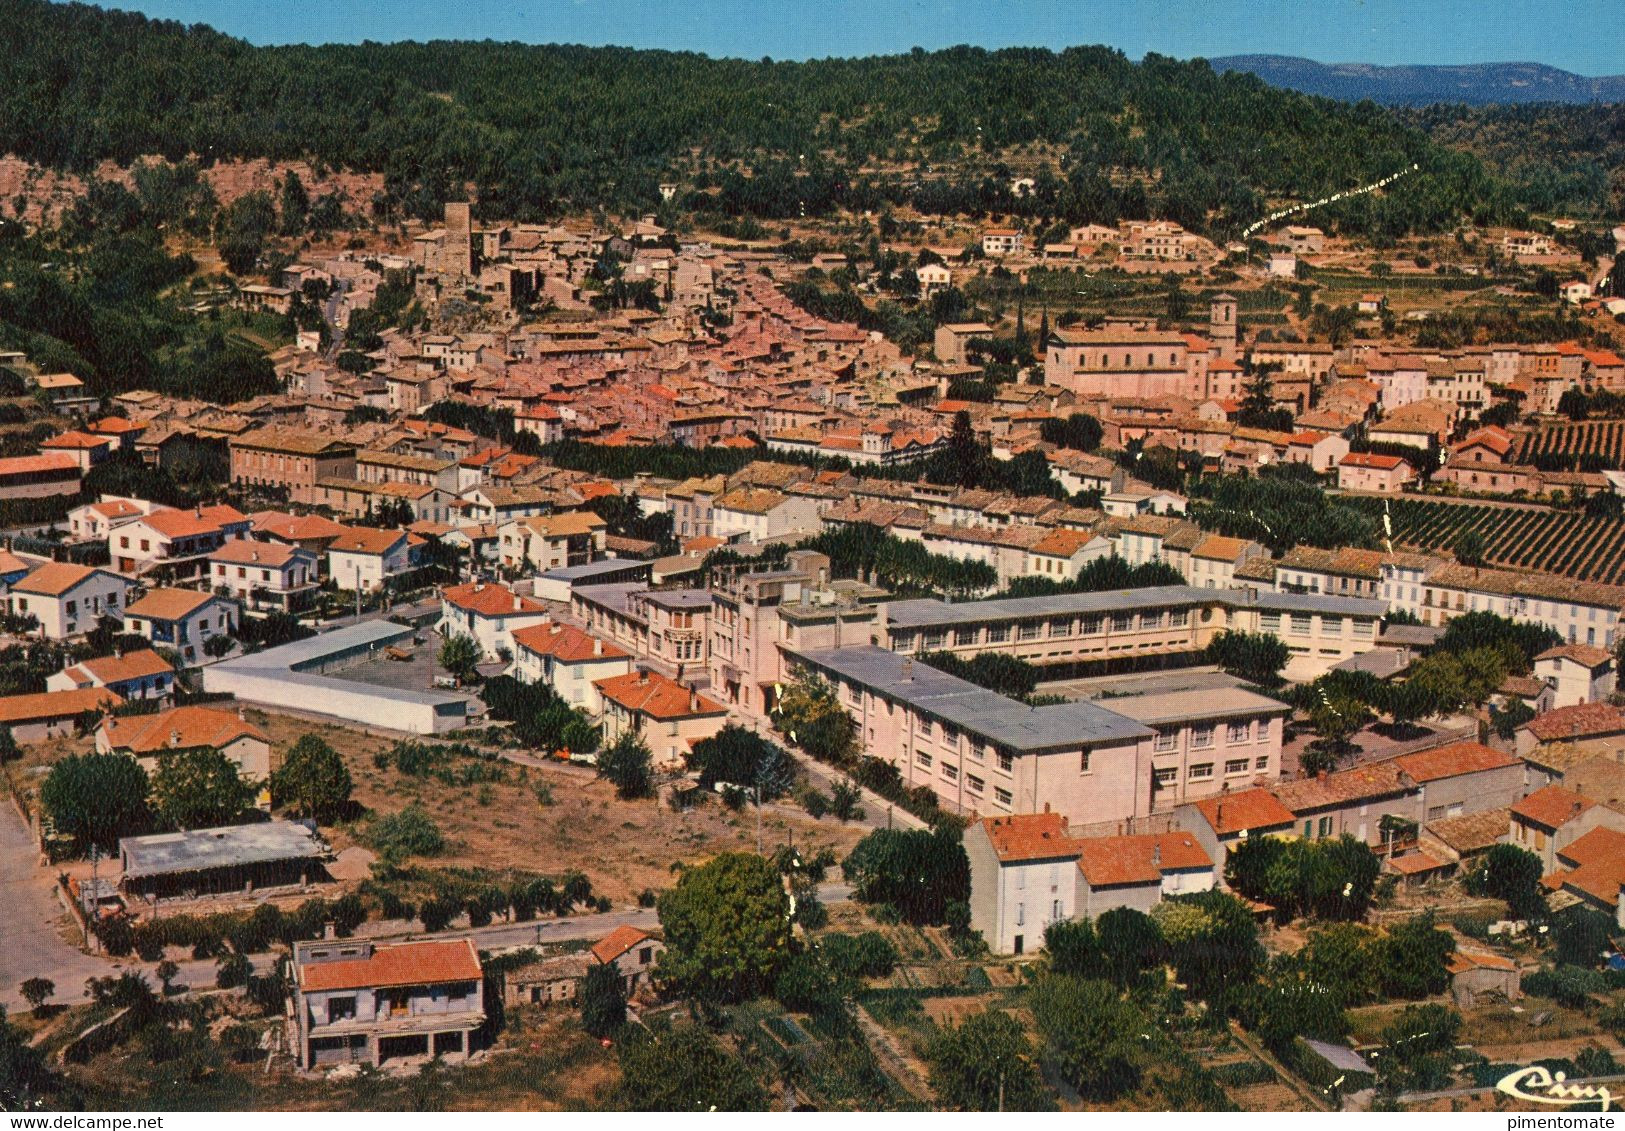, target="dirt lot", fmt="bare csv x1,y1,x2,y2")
248,709,868,905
